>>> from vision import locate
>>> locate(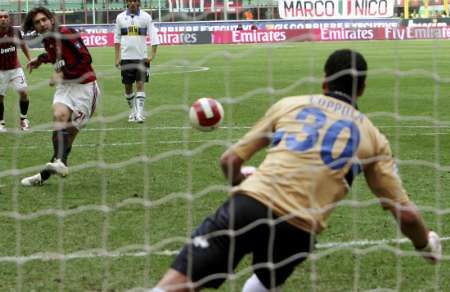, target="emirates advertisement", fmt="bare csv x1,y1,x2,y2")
79,26,450,47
